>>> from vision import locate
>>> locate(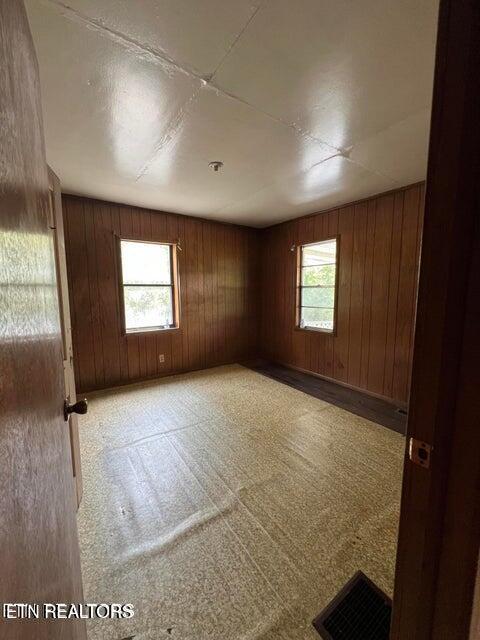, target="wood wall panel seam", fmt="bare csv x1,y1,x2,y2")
65,184,421,401
260,184,424,404
63,195,260,392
